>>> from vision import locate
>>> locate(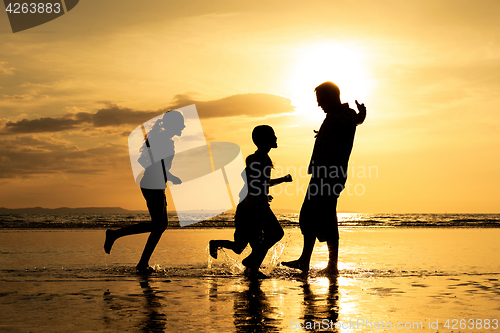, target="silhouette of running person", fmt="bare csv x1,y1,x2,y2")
282,82,366,275
209,125,292,279
104,110,184,273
